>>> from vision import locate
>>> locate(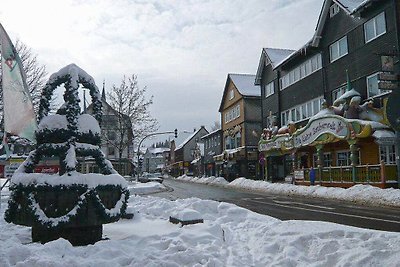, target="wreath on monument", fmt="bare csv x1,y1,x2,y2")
5,64,129,242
